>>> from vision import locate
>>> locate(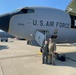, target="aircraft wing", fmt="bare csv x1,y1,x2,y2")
66,0,76,16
